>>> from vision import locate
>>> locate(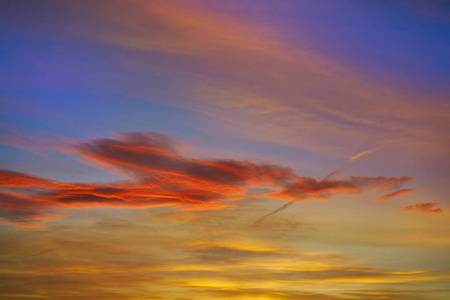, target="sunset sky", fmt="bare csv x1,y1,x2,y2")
1,1,449,299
